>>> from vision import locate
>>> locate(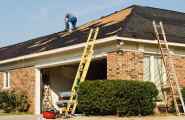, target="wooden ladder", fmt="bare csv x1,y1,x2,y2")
153,21,185,116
